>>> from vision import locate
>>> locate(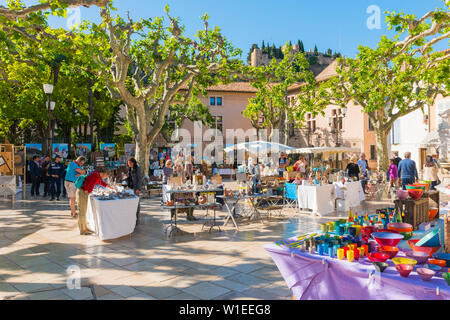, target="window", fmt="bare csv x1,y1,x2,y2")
306,113,316,132
213,116,223,135
216,97,223,106
370,145,376,160
210,97,216,106
368,118,374,131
